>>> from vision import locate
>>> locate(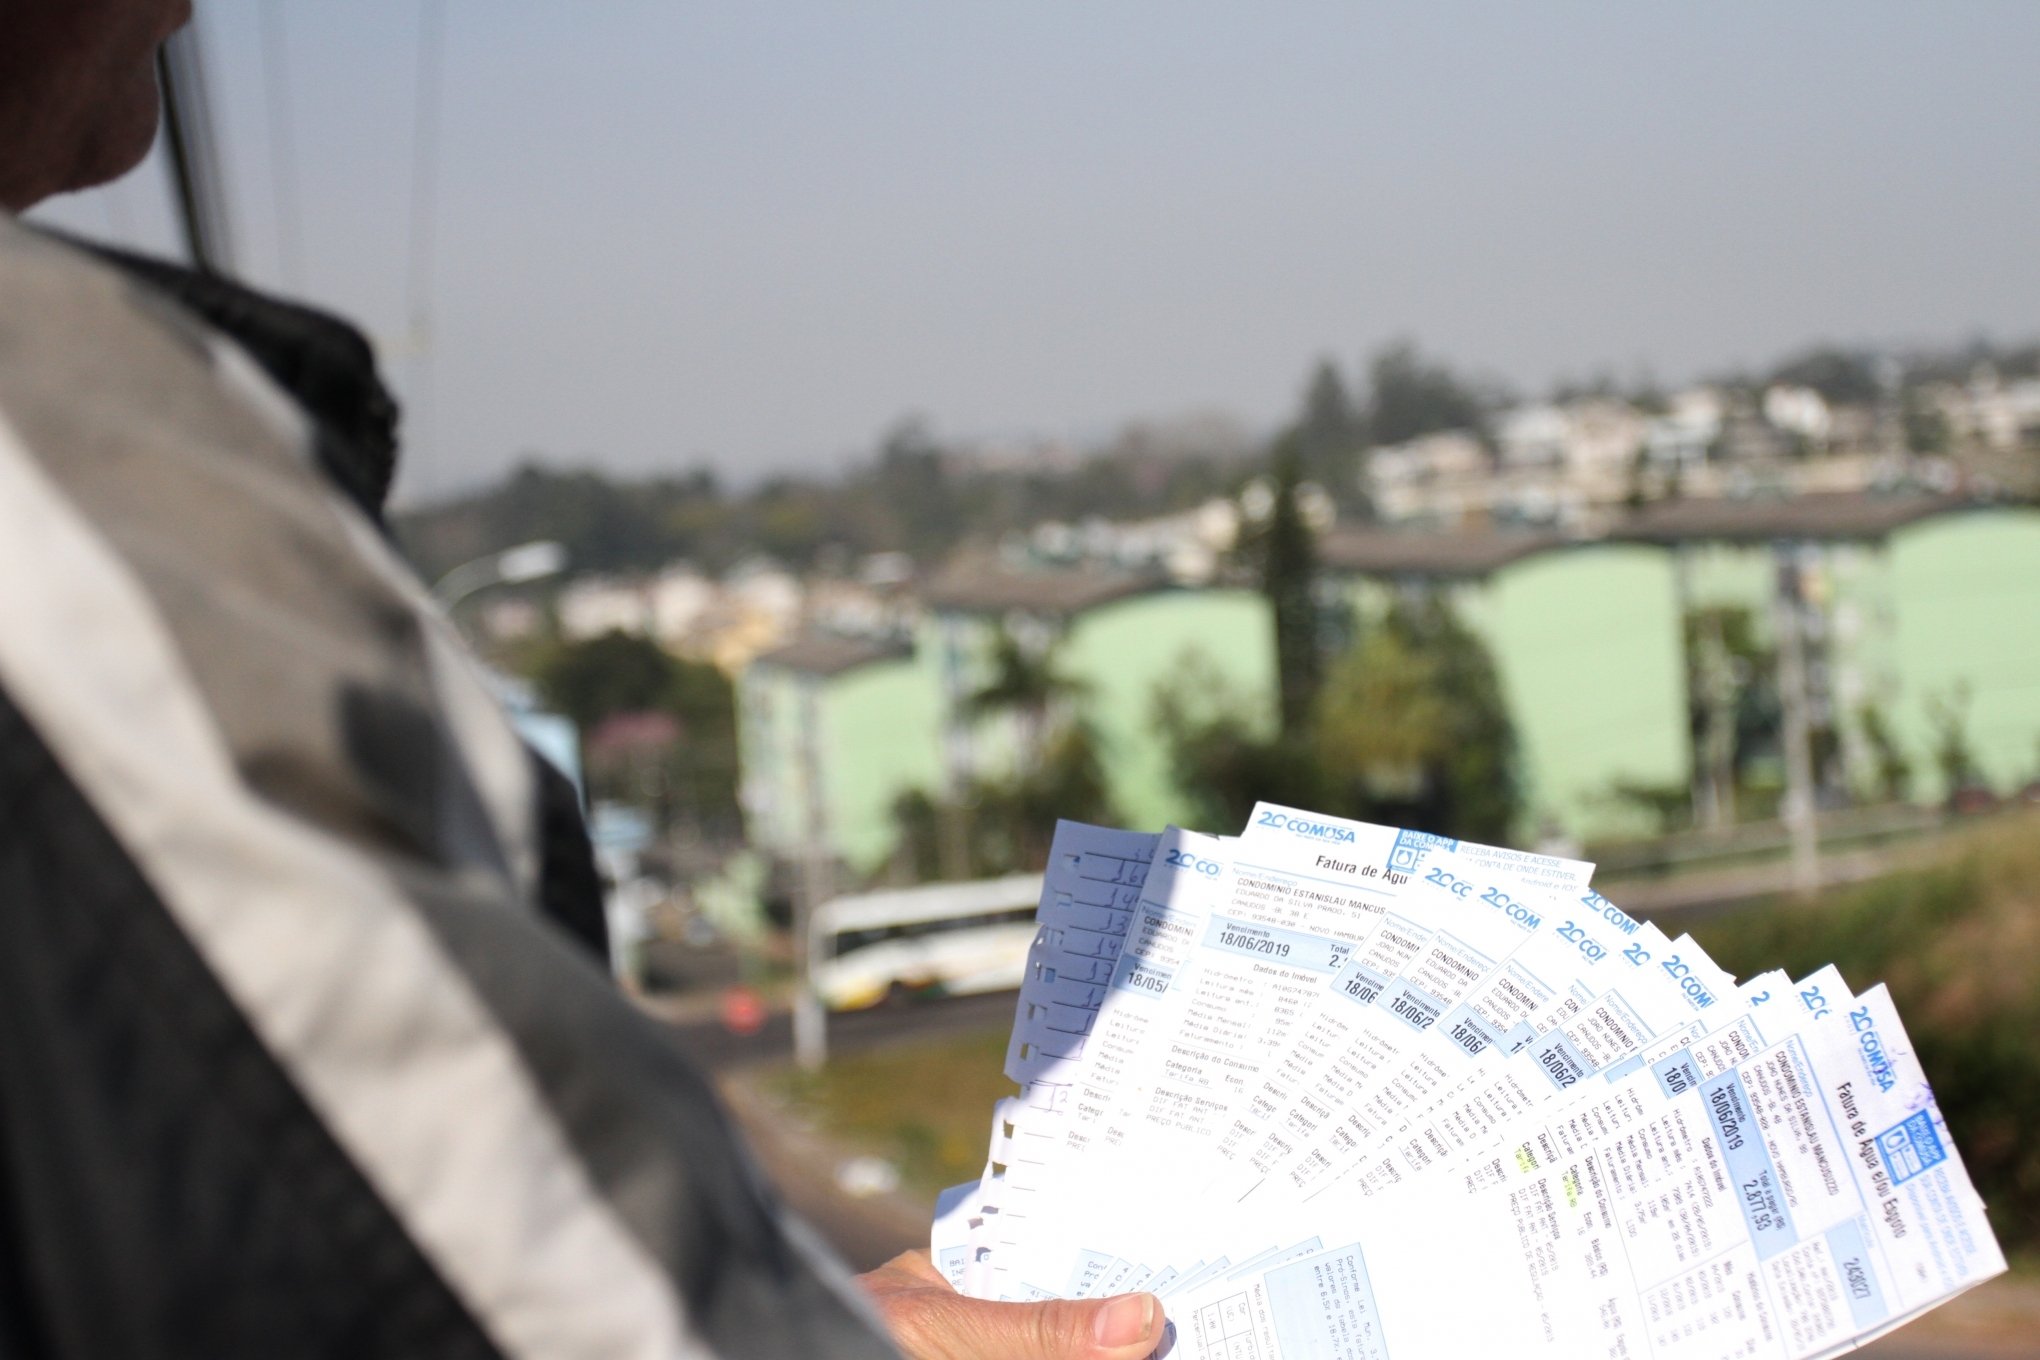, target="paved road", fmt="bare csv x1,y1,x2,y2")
655,986,1020,1074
